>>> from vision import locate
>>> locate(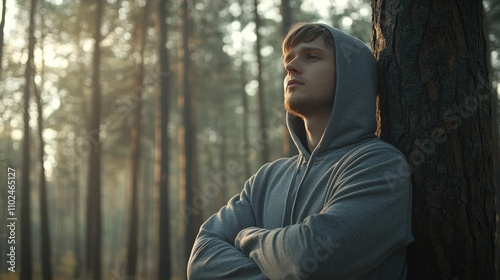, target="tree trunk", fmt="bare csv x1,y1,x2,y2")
178,0,202,277
21,0,37,278
72,2,85,278
154,0,171,278
218,104,227,207
73,155,82,279
280,0,297,157
86,1,104,279
34,64,52,280
238,0,251,181
125,0,150,277
371,0,495,278
253,0,269,164
0,0,7,80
